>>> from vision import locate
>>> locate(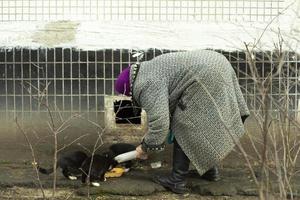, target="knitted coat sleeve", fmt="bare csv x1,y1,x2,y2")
139,82,170,152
